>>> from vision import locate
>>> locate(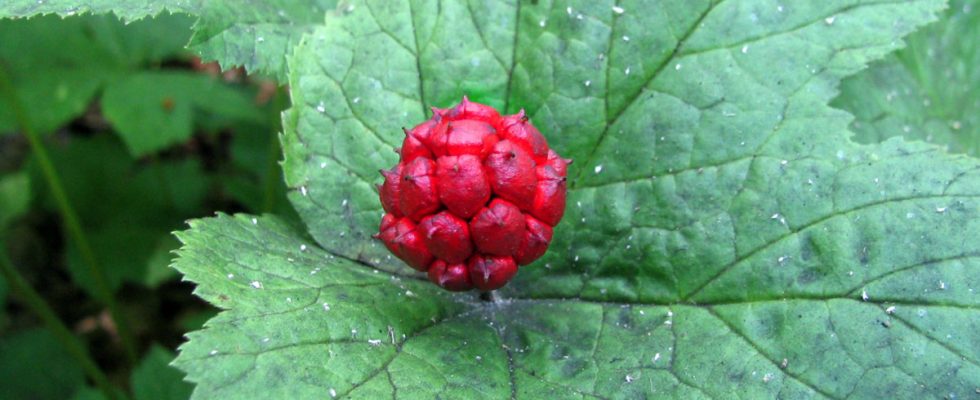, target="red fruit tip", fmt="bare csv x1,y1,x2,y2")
431,106,447,117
